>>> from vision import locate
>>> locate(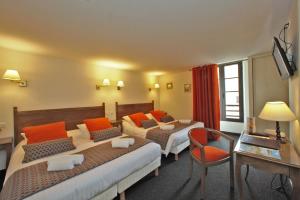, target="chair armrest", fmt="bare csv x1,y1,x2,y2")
188,133,206,162
206,128,234,154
